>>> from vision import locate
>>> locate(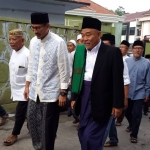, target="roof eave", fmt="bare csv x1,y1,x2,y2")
55,0,90,6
